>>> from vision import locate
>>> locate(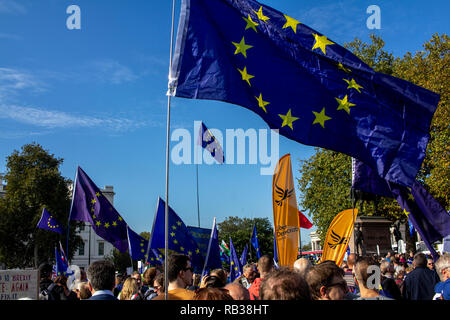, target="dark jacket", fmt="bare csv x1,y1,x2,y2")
403,267,440,300
381,276,402,300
